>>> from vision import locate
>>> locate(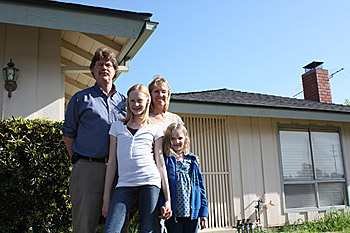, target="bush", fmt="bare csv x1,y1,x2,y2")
0,117,72,232
274,207,350,232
